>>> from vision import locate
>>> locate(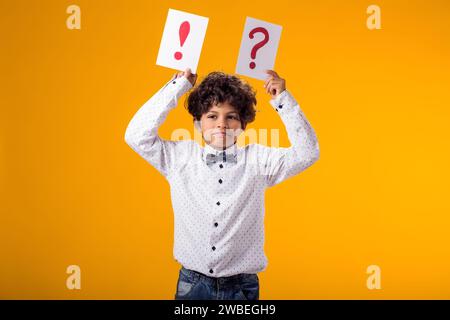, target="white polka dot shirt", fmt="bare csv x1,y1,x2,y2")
124,75,320,277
